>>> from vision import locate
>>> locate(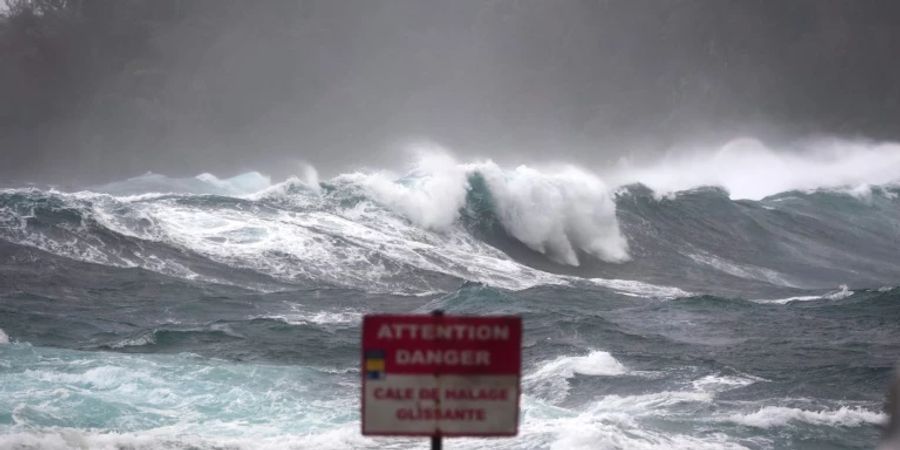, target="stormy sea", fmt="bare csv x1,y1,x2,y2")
1,149,898,449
